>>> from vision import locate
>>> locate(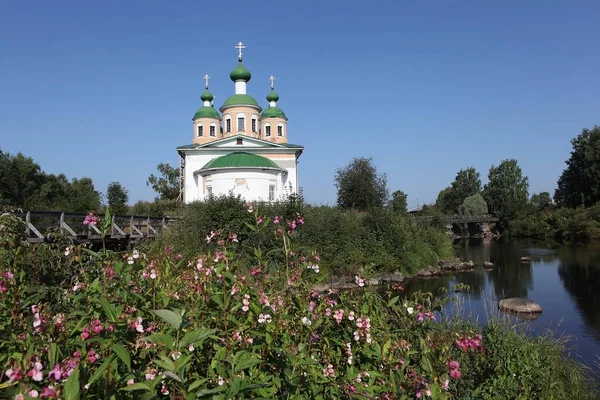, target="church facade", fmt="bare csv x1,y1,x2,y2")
177,43,303,203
